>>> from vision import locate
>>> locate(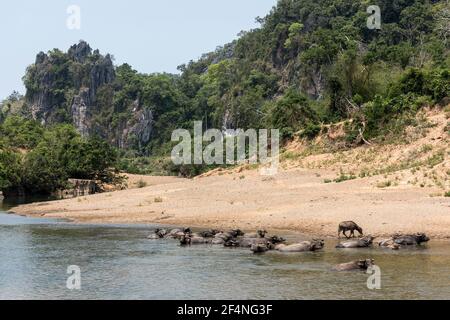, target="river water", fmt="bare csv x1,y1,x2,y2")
0,200,449,300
